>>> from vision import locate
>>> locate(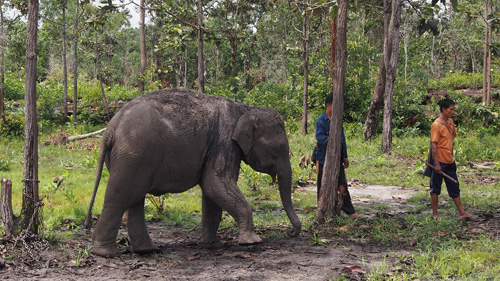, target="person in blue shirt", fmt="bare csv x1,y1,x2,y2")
315,94,360,219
